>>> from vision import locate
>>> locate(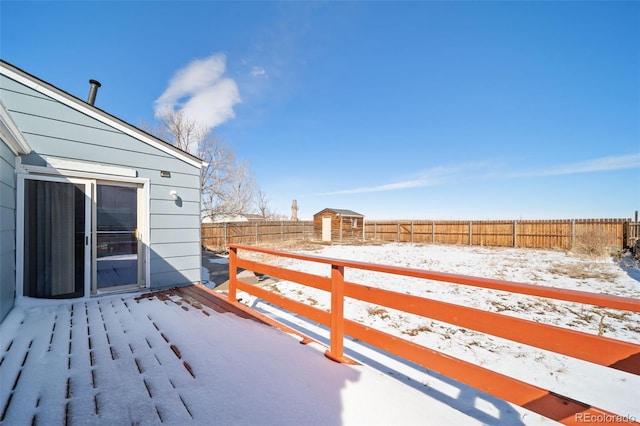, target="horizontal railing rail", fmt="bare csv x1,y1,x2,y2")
227,243,640,425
